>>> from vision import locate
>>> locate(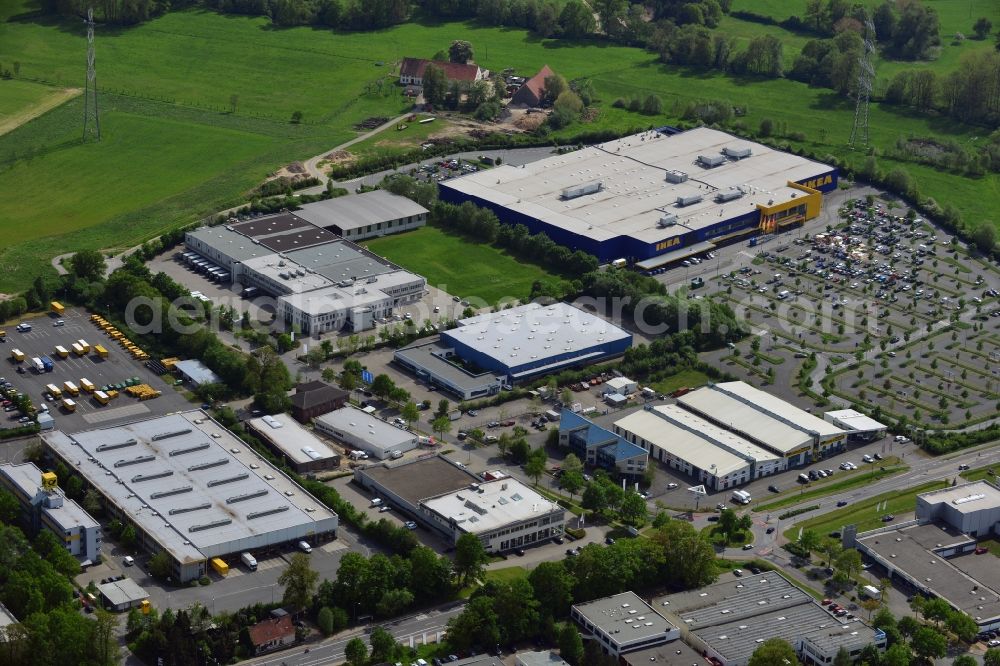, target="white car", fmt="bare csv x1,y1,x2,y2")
123,556,135,567
666,483,679,489
862,454,874,463
894,435,910,443
297,541,312,554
